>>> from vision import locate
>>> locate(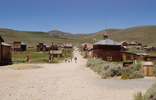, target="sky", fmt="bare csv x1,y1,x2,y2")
0,0,156,34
